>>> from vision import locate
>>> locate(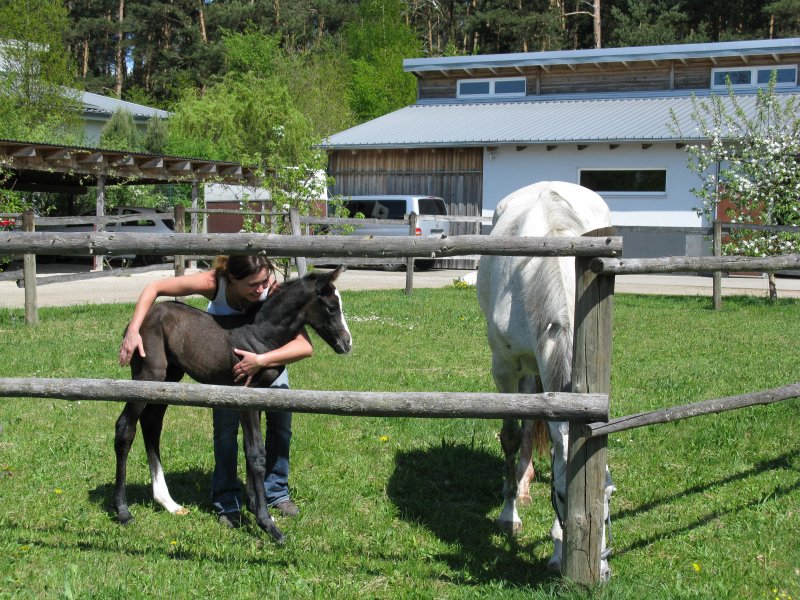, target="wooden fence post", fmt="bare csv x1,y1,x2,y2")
22,210,37,325
289,207,307,278
564,247,615,585
94,175,105,271
405,213,417,295
189,182,199,270
713,220,722,310
173,205,185,277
